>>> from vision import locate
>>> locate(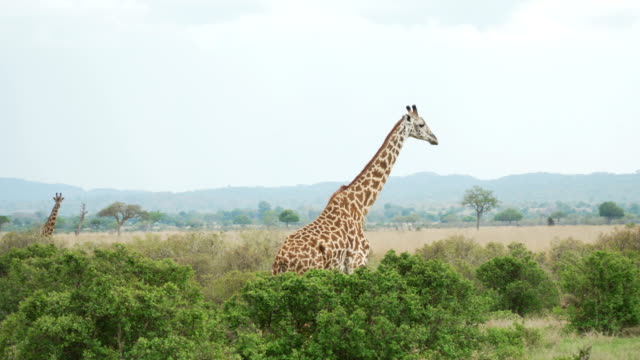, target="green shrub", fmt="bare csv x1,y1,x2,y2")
547,238,592,278
204,270,259,304
223,251,487,359
477,256,559,315
415,236,504,281
477,322,541,360
480,326,525,359
126,230,282,303
562,251,640,333
0,244,234,359
128,232,227,282
128,230,280,279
